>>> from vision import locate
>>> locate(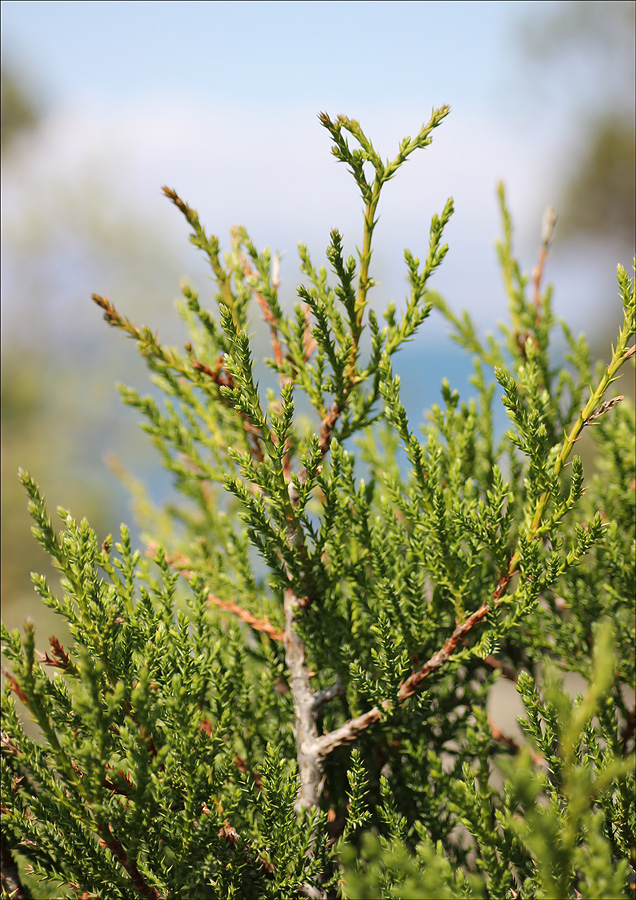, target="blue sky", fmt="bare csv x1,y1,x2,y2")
4,1,512,112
